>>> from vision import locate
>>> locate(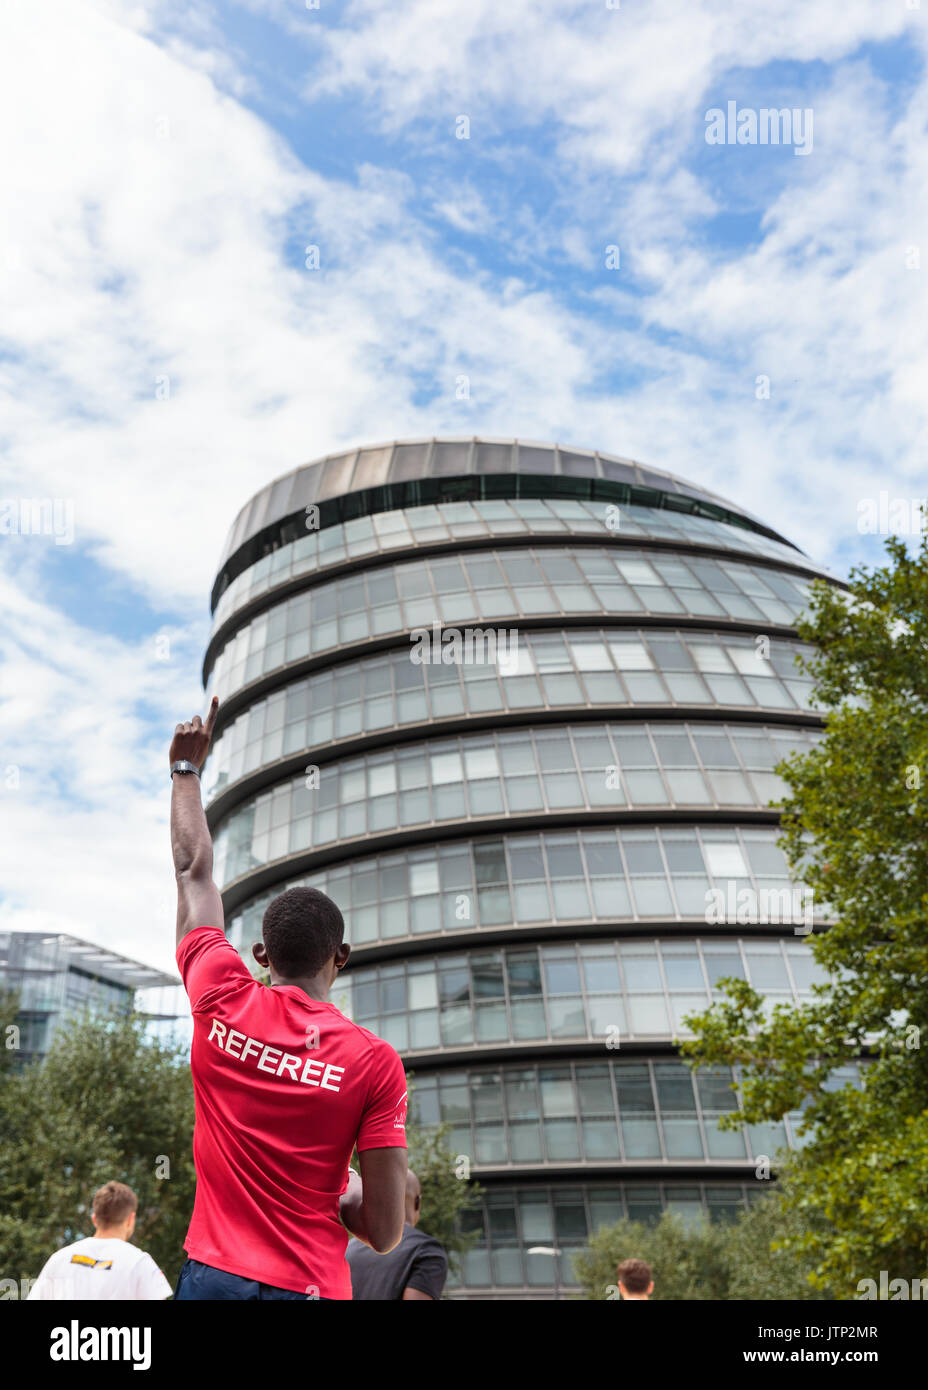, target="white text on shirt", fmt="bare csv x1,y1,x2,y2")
205,1018,345,1091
